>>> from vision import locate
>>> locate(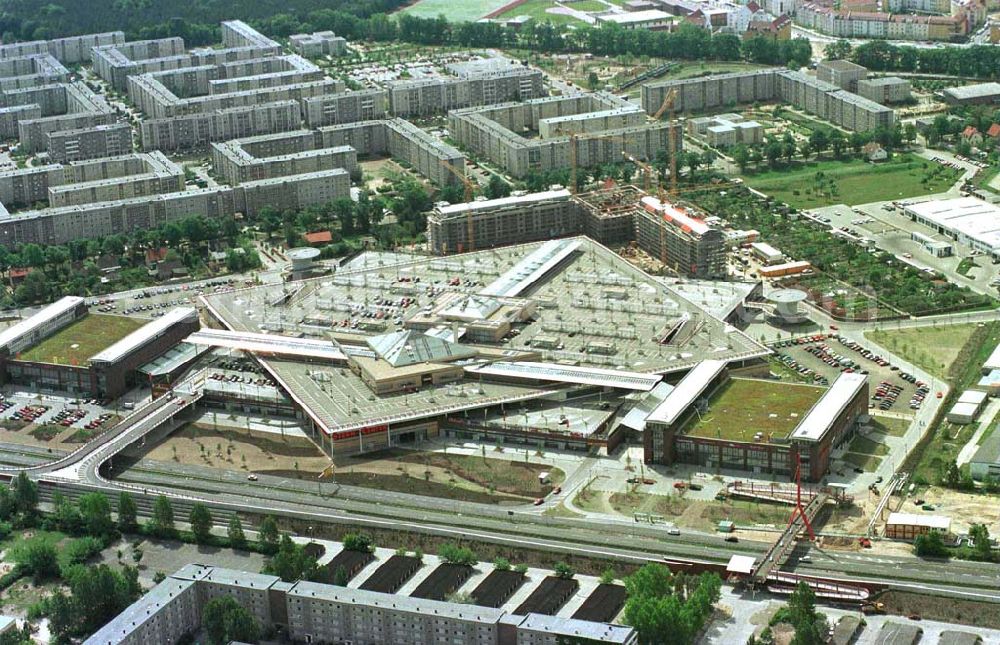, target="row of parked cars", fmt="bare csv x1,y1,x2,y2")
772,351,831,386
9,404,49,423
836,337,891,367
804,343,870,375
